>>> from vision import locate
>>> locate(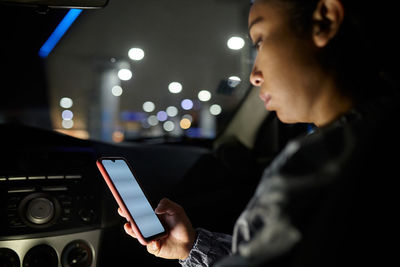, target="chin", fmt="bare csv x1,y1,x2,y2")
276,112,300,125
